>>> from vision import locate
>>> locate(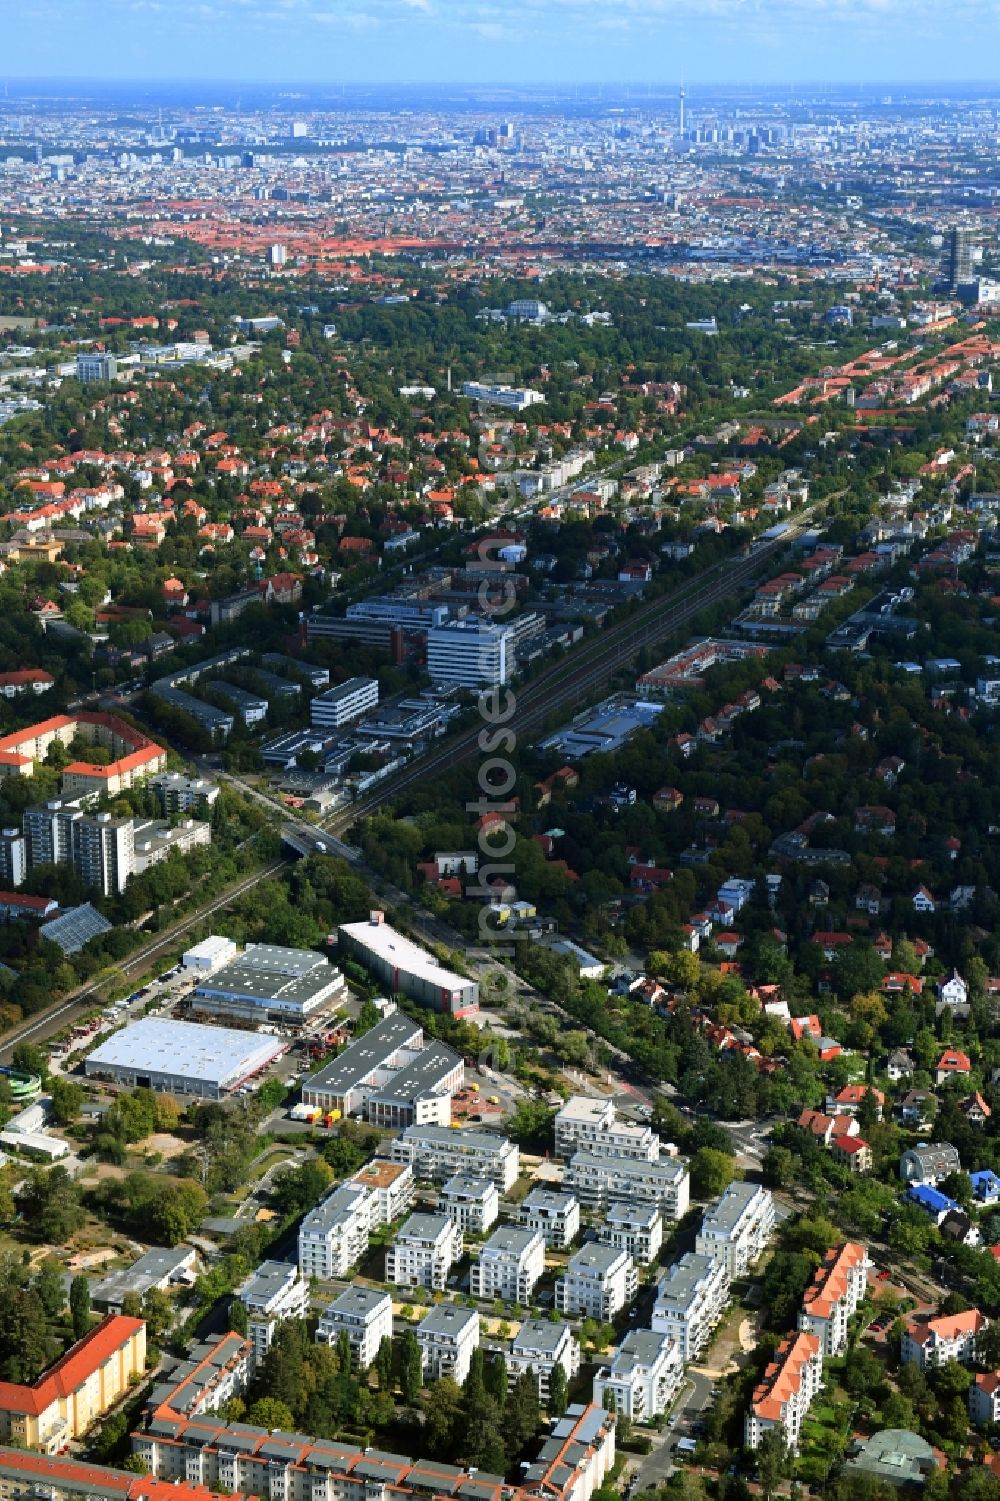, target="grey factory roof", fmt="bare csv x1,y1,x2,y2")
370,1041,462,1106
416,1303,479,1337
565,1243,629,1277
85,1017,284,1086
195,943,339,1006
306,1012,422,1093
512,1319,573,1356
